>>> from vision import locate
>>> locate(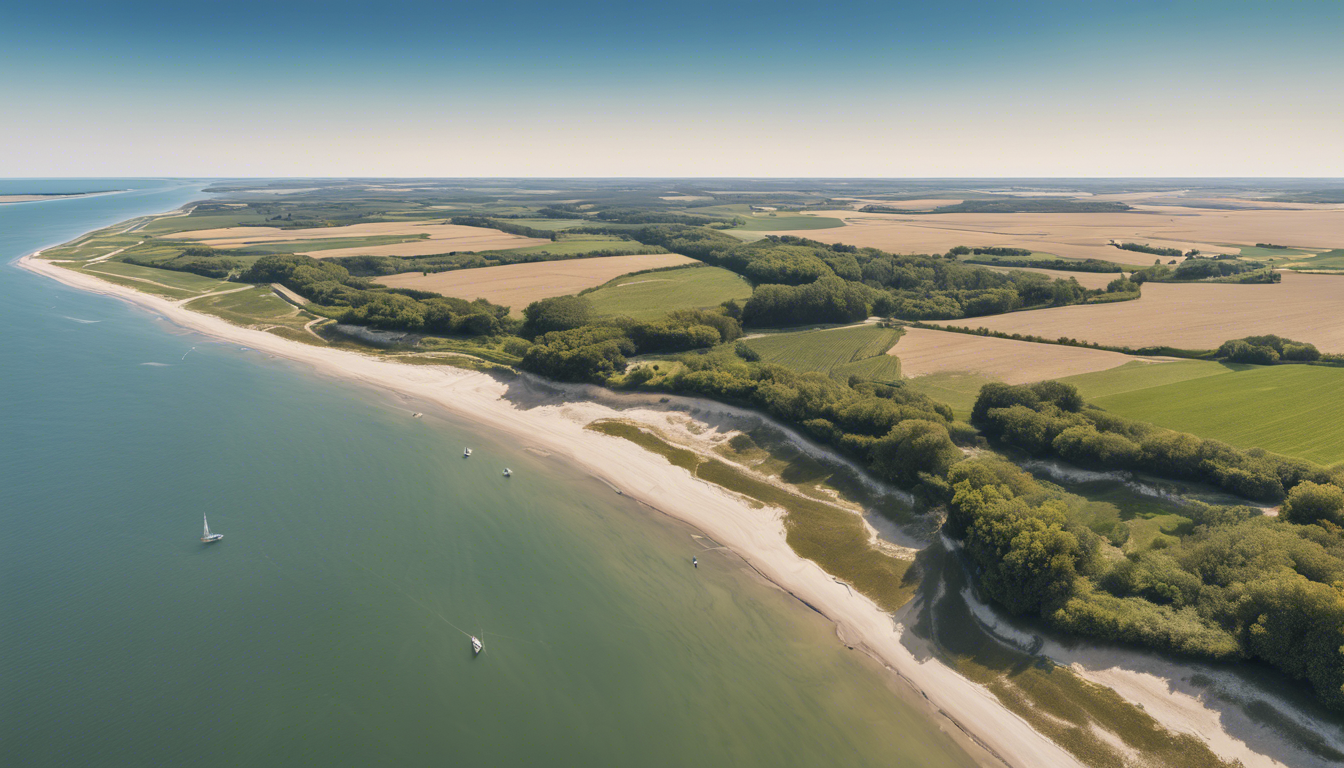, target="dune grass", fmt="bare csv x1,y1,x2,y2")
586,265,752,320
81,261,228,296
586,420,919,611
